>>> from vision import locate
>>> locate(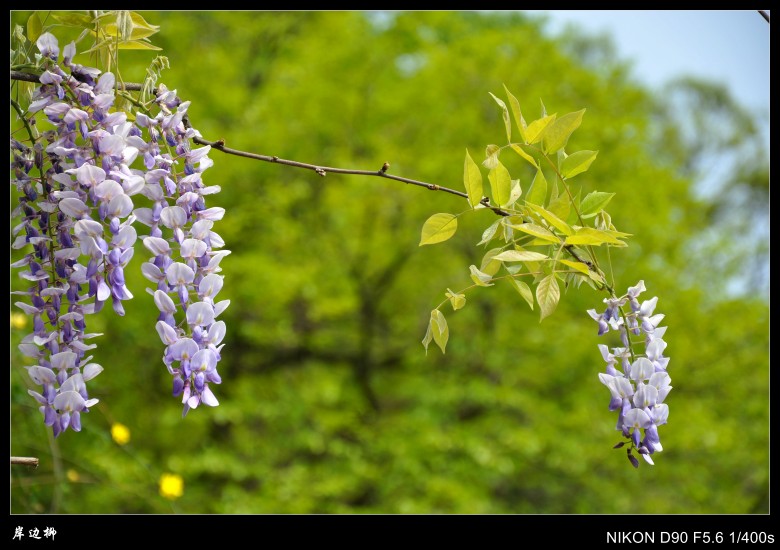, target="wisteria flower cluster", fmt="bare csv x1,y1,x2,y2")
11,33,229,436
588,281,670,467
